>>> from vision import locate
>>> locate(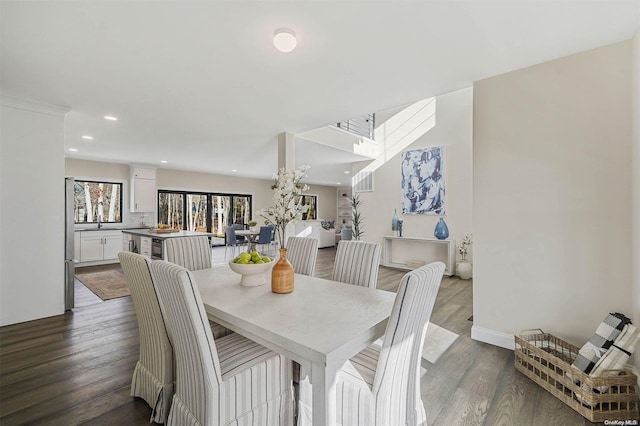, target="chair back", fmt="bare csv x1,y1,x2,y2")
286,236,318,276
332,240,381,288
118,252,173,423
224,225,237,245
372,262,445,424
149,260,223,423
256,226,273,245
165,236,212,271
